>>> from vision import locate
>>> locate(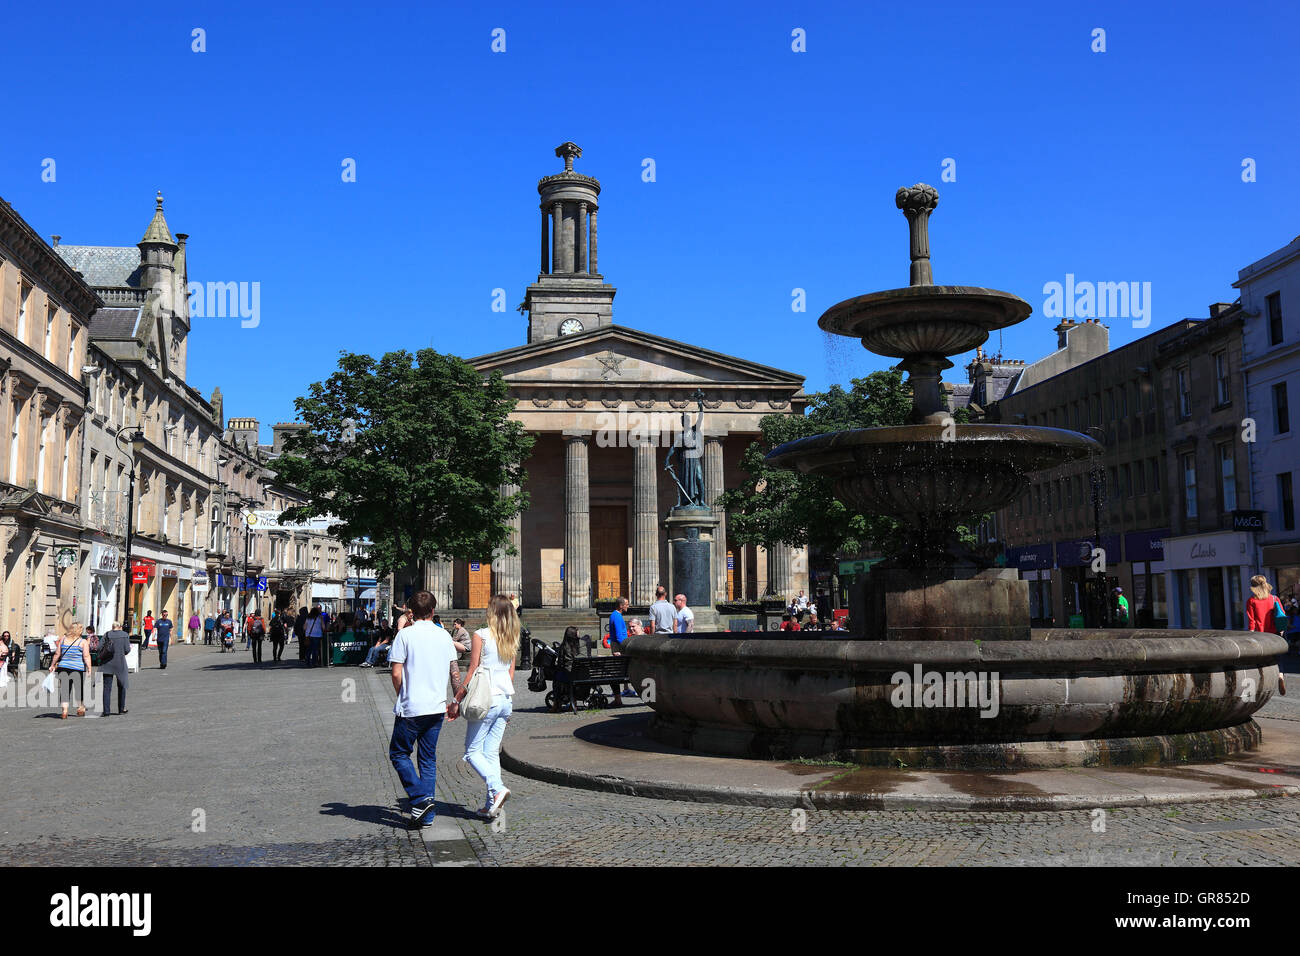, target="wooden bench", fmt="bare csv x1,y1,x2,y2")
554,655,631,712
